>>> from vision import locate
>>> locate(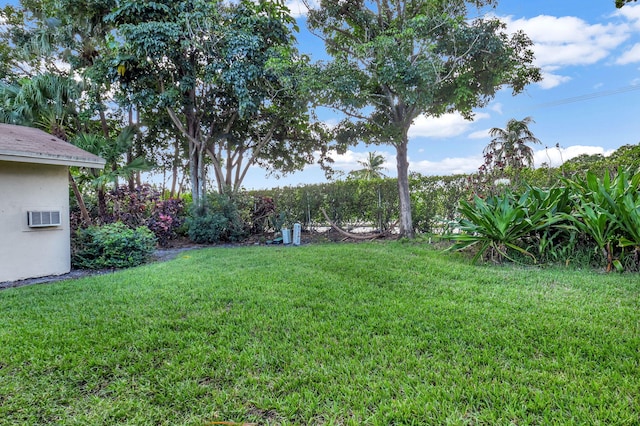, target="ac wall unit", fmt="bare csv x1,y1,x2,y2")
27,211,62,228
